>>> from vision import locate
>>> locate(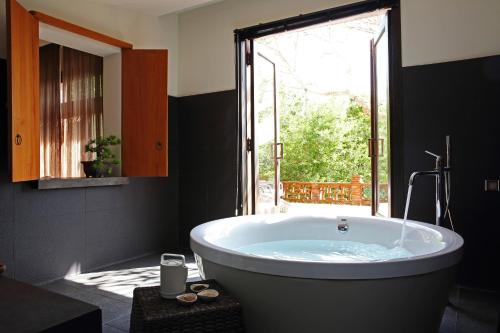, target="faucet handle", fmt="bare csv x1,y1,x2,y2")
425,150,443,168
424,150,440,159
